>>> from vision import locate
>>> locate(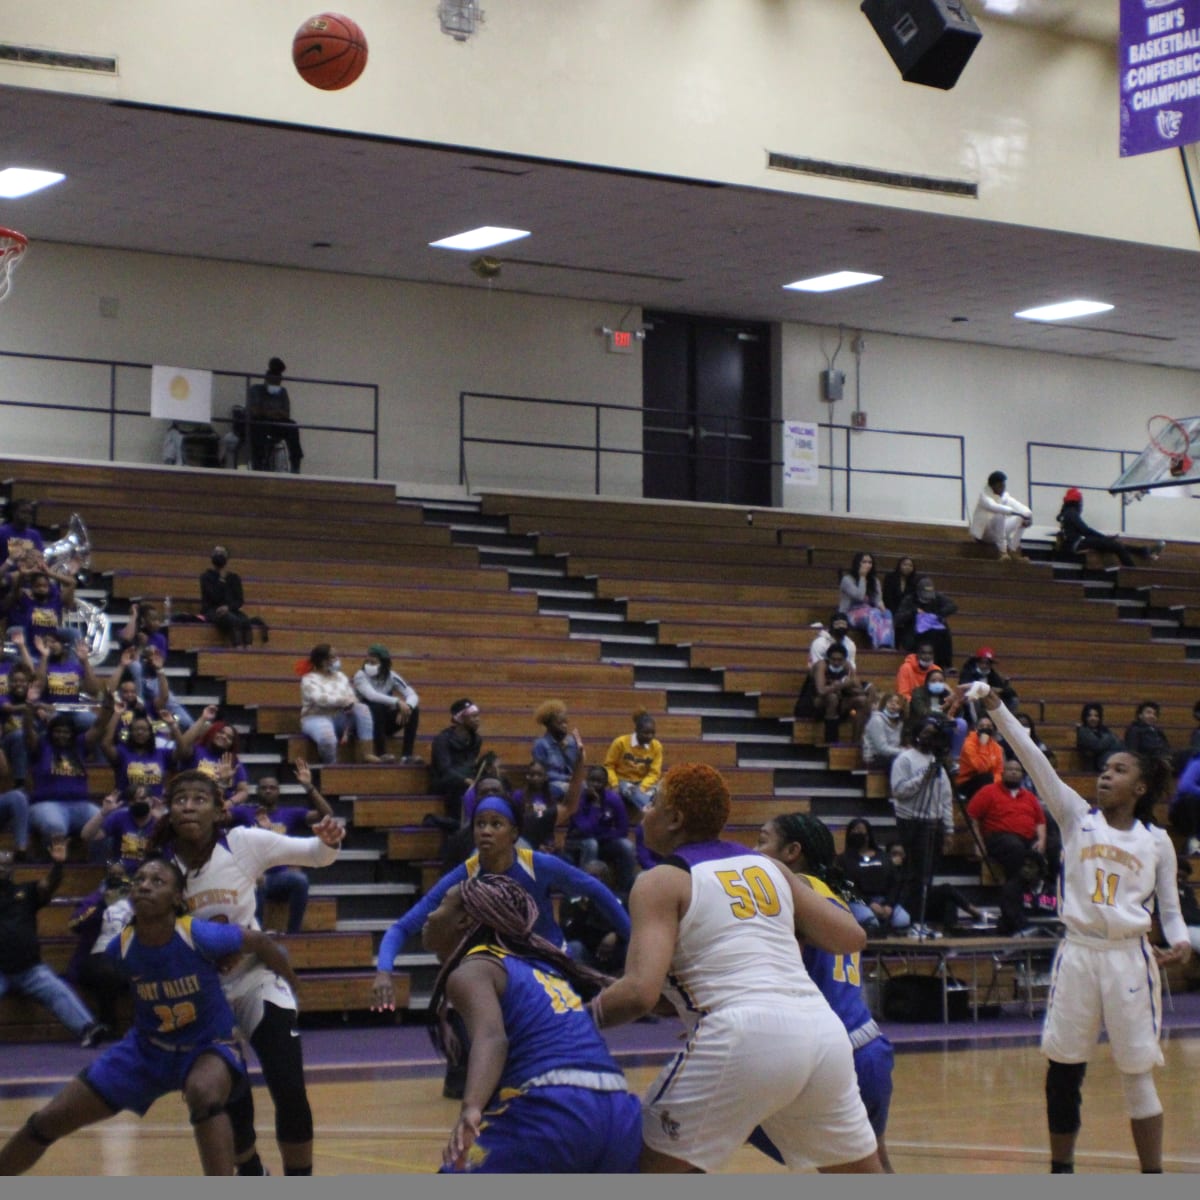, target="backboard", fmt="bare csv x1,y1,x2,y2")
1110,415,1200,494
